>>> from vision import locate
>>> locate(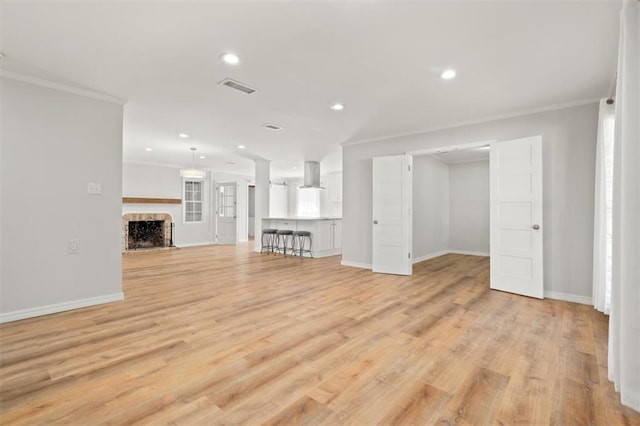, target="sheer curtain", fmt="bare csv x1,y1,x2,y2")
608,0,639,412
592,99,615,314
